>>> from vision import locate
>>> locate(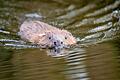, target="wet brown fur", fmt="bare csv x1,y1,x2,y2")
18,20,76,48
